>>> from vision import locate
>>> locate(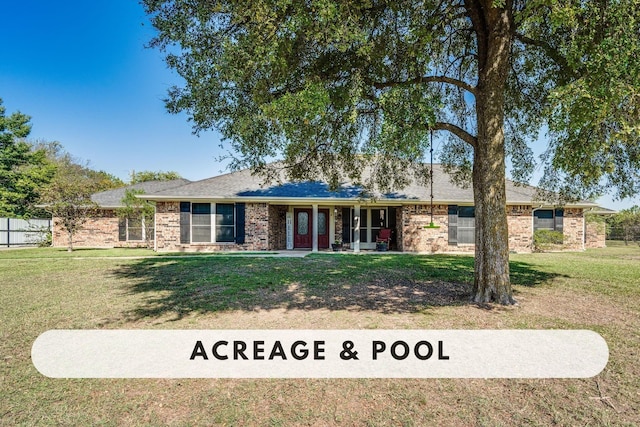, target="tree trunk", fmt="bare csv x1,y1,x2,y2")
470,1,515,304
67,230,73,252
